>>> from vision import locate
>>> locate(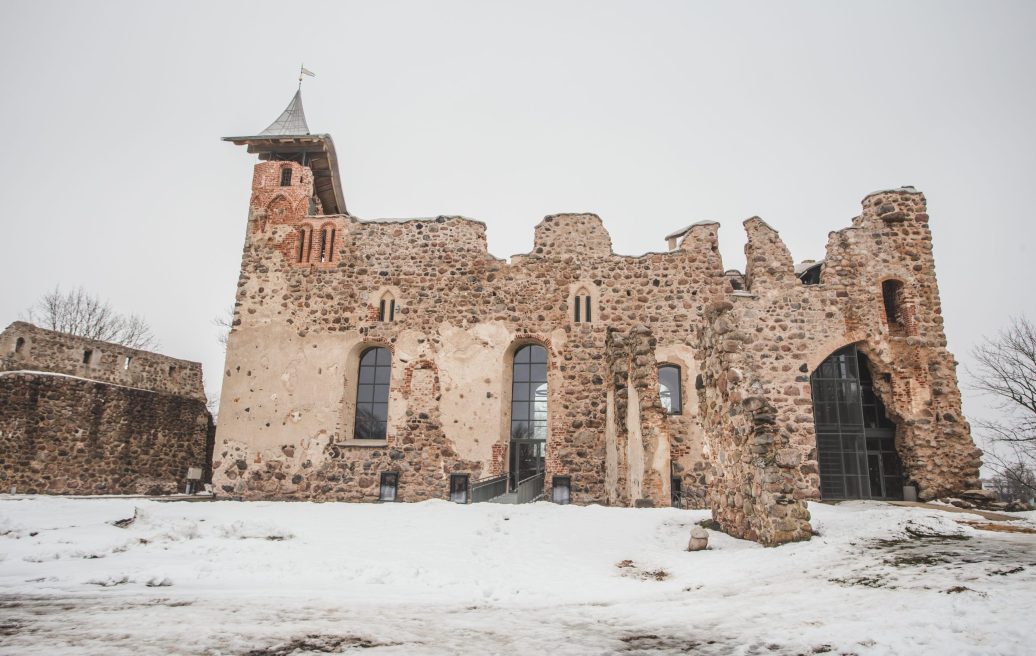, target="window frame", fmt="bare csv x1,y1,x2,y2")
354,346,391,440
379,472,399,502
449,474,469,504
279,167,292,187
658,364,682,415
552,475,571,504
